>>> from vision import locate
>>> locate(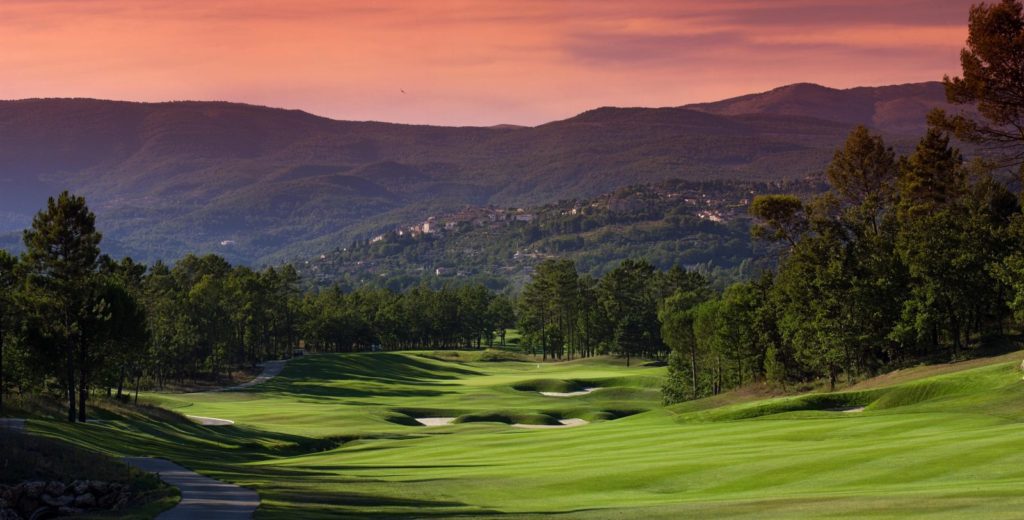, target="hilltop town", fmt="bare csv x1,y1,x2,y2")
298,178,816,290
